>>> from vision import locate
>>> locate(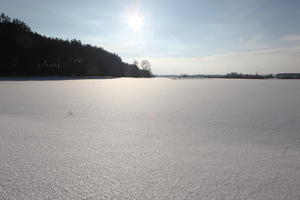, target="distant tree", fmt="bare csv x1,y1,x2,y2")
0,13,10,23
139,60,152,77
140,60,151,72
